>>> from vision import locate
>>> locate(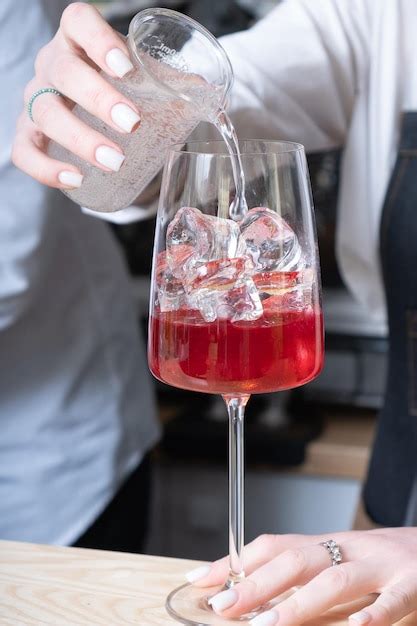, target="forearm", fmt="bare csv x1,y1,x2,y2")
219,0,368,152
